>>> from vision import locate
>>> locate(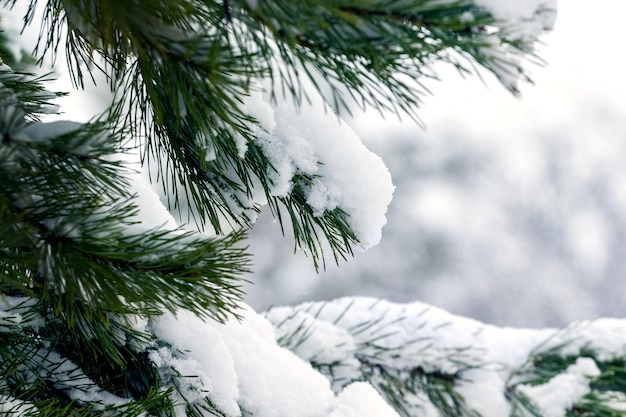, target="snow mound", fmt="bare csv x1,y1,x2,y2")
148,305,400,417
